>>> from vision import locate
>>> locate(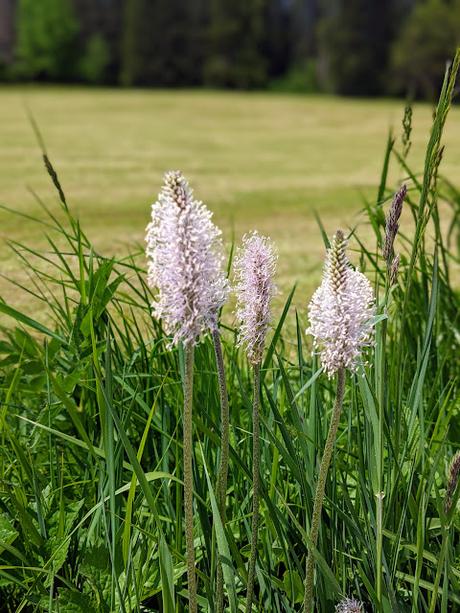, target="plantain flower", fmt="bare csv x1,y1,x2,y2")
336,597,364,613
307,230,375,377
234,231,277,365
145,170,228,346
